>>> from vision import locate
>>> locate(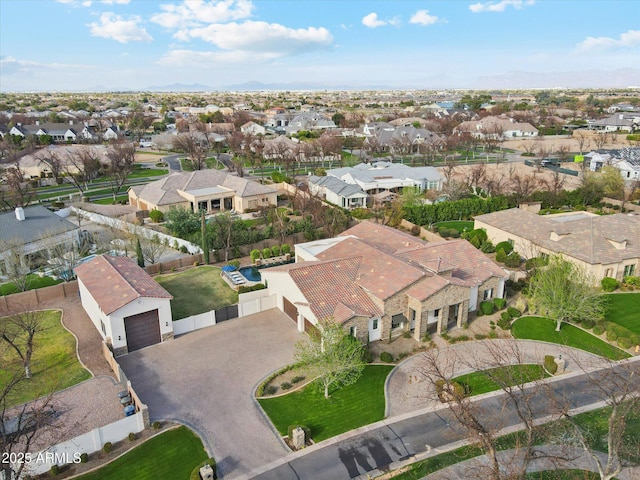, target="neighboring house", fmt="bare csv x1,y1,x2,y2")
0,206,79,277
103,125,120,141
2,145,108,179
454,115,539,138
327,161,443,193
587,148,640,179
262,221,507,343
474,208,640,283
363,123,441,154
75,255,173,356
241,121,266,136
283,111,337,135
307,175,368,209
8,121,93,143
128,169,278,213
588,113,640,133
